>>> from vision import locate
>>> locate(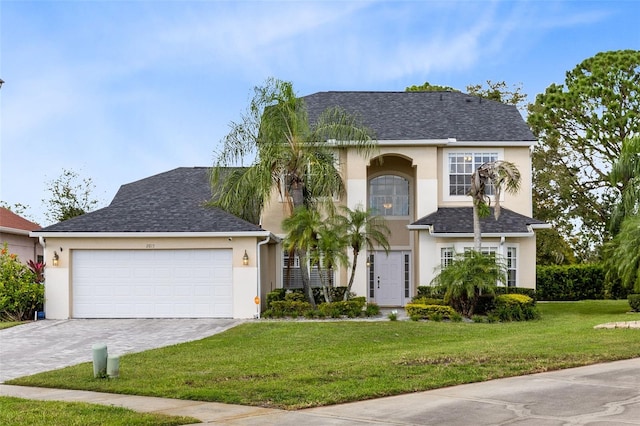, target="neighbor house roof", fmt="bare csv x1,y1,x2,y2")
301,91,536,142
0,207,41,235
408,207,549,236
33,167,266,234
